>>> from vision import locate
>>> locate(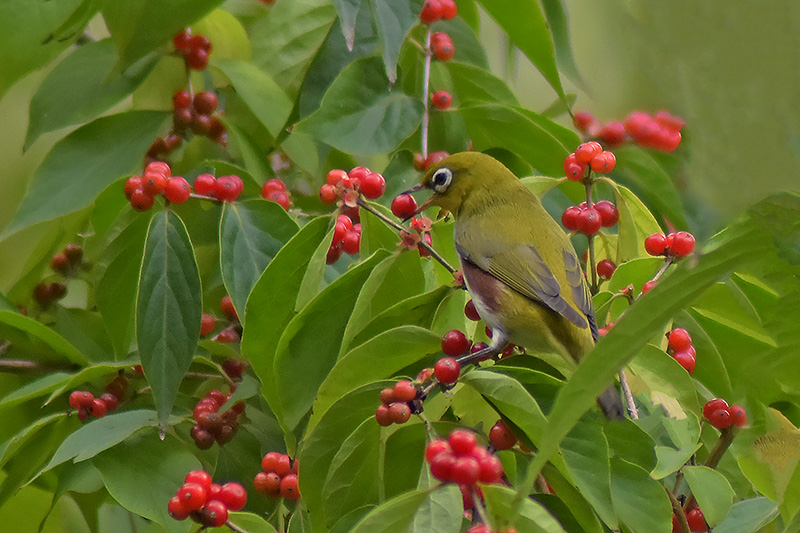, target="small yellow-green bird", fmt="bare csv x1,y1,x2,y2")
411,152,624,419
